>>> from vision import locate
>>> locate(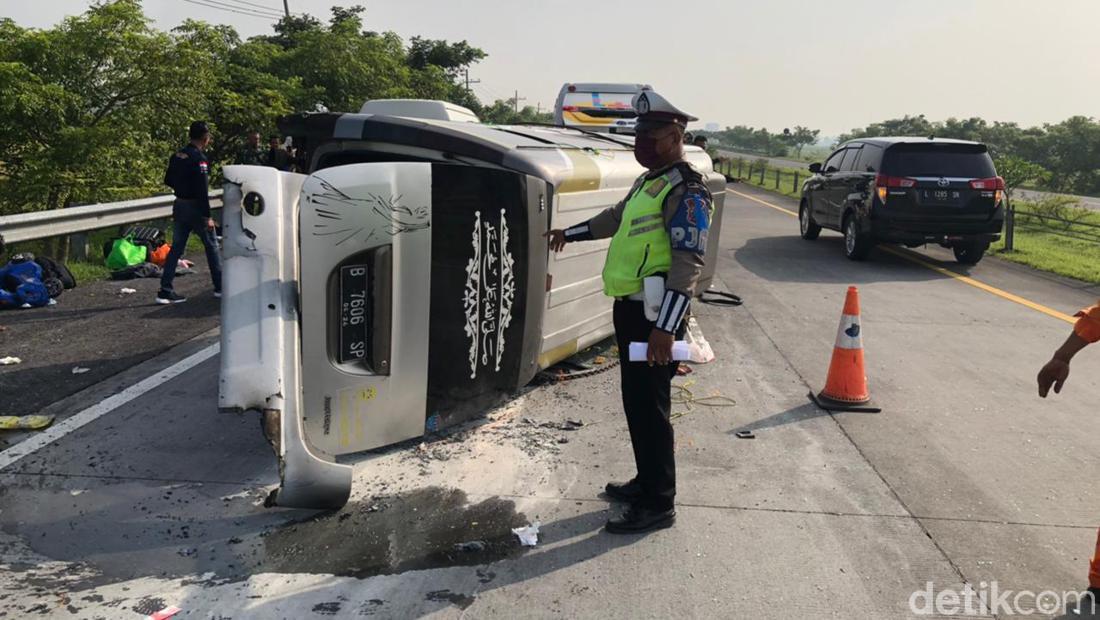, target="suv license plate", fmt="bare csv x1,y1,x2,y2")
924,189,961,203
339,264,369,364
